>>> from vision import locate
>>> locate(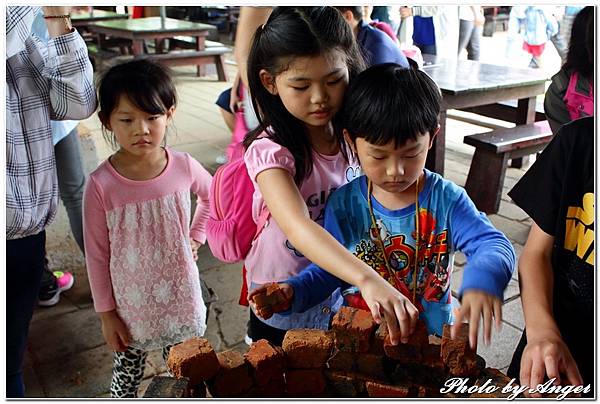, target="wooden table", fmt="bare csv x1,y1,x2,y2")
89,17,215,56
422,54,548,175
71,9,129,27
88,17,226,79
